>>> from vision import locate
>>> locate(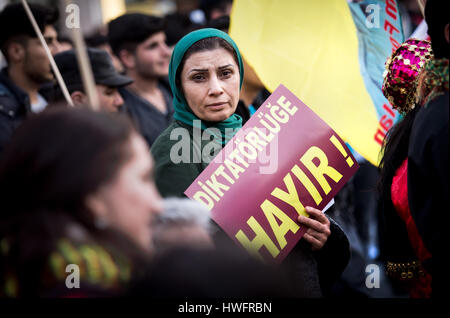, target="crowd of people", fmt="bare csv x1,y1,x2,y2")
0,0,447,299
